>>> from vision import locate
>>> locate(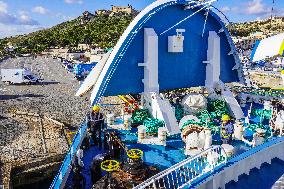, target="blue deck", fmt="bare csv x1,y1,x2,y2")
63,128,253,189
55,101,271,189
64,130,187,189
